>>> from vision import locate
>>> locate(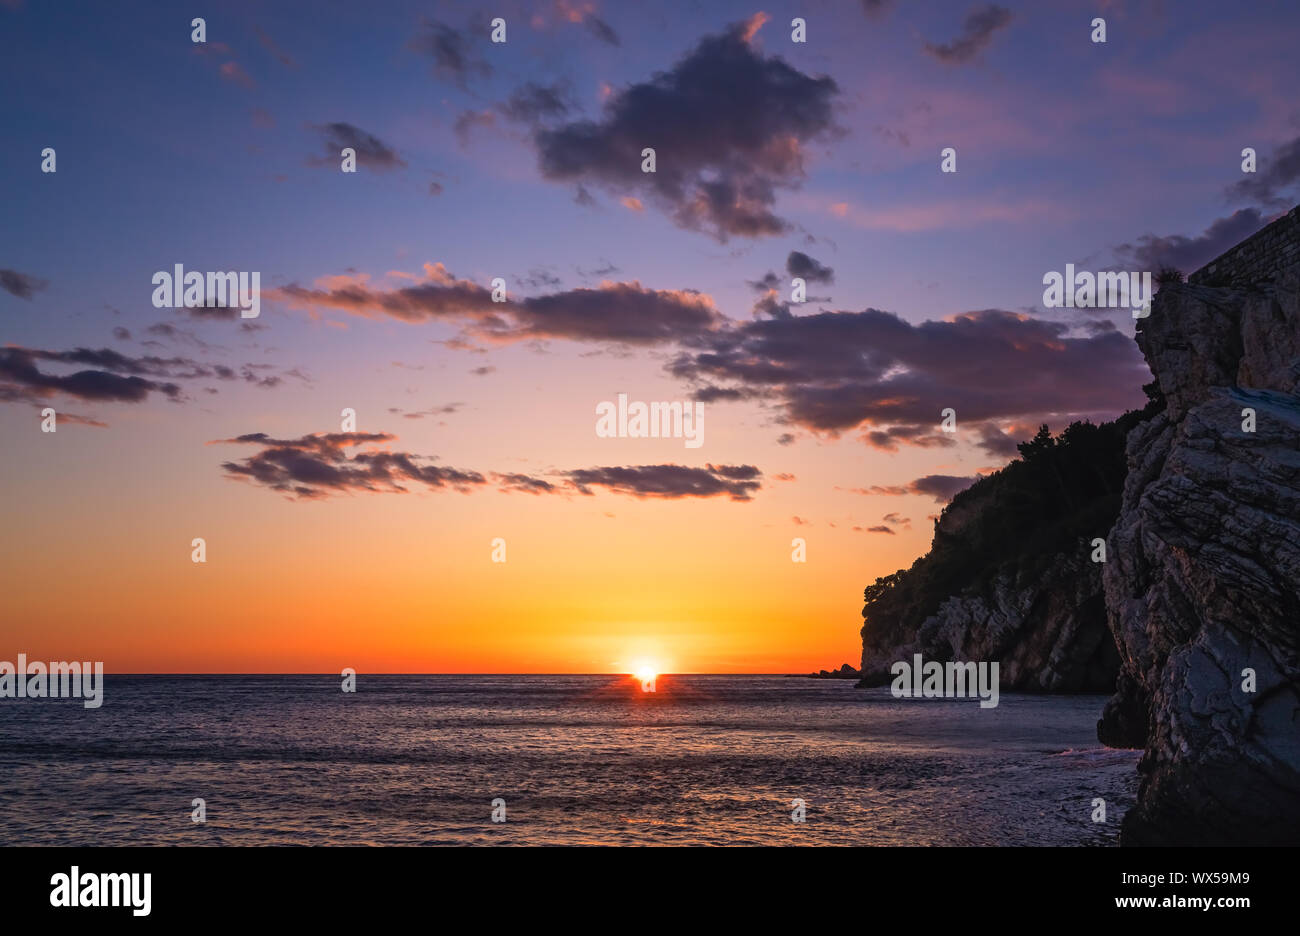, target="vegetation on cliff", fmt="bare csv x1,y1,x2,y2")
859,384,1165,662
